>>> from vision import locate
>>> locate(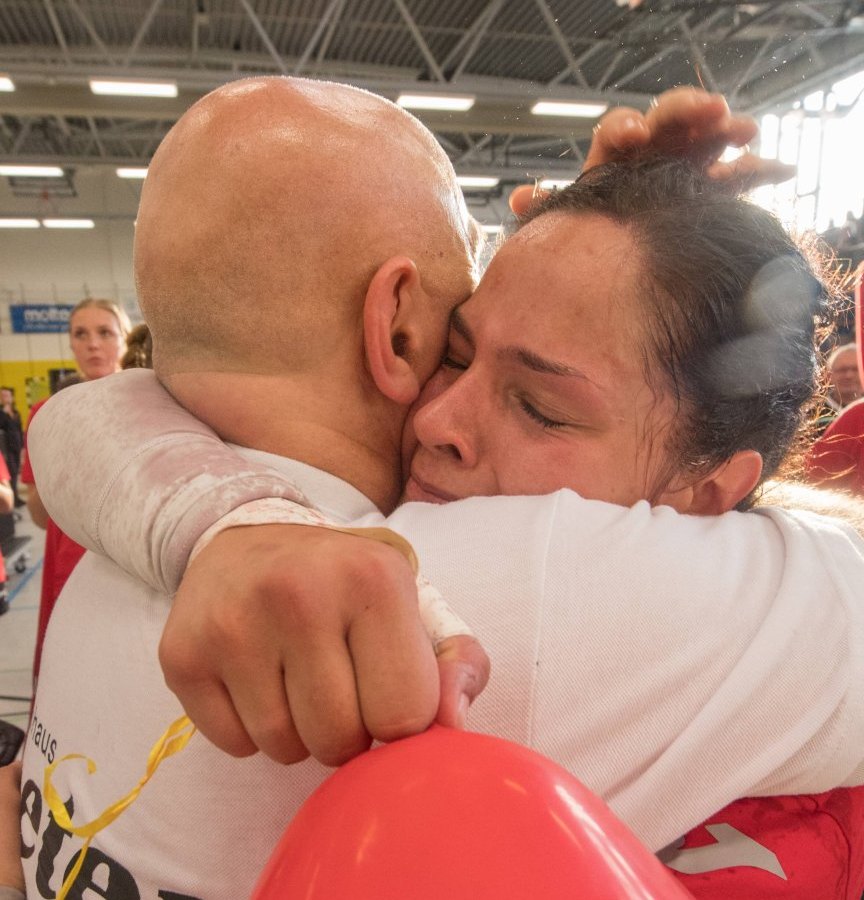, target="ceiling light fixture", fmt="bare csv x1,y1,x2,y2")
0,165,64,177
43,218,96,229
456,176,500,189
0,218,40,228
89,79,178,98
397,93,475,111
116,167,149,179
0,76,14,92
531,100,609,118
